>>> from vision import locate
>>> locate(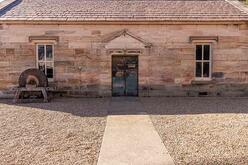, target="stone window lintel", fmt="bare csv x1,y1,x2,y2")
29,36,59,44
190,36,218,43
